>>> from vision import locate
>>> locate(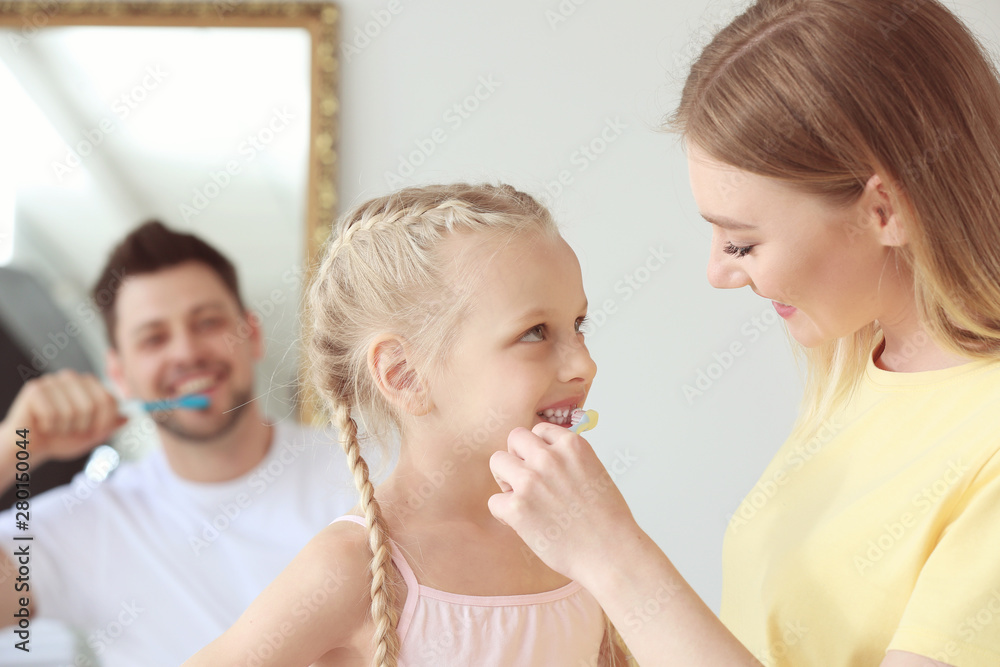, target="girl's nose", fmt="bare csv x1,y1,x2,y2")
557,337,598,384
